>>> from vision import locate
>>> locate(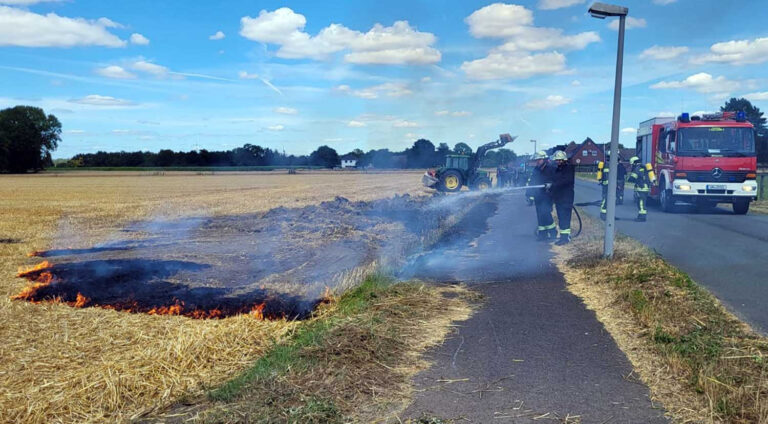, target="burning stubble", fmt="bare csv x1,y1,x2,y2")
12,193,484,320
